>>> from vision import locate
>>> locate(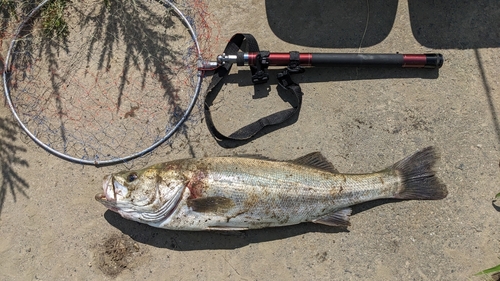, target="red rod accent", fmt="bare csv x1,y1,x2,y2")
299,54,313,66
248,53,257,66
403,54,427,68
247,53,313,66
268,53,292,65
